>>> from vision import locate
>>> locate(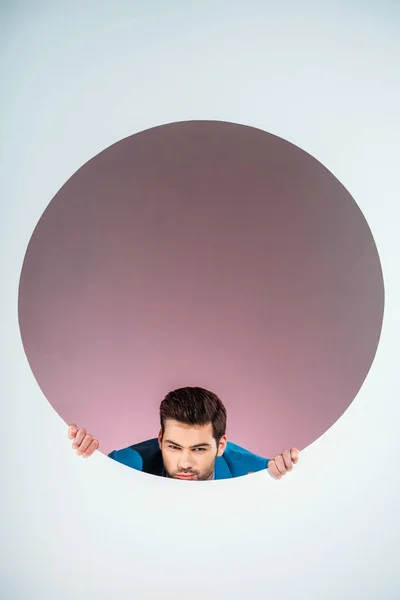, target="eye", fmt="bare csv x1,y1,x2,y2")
194,448,206,452
168,445,180,450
